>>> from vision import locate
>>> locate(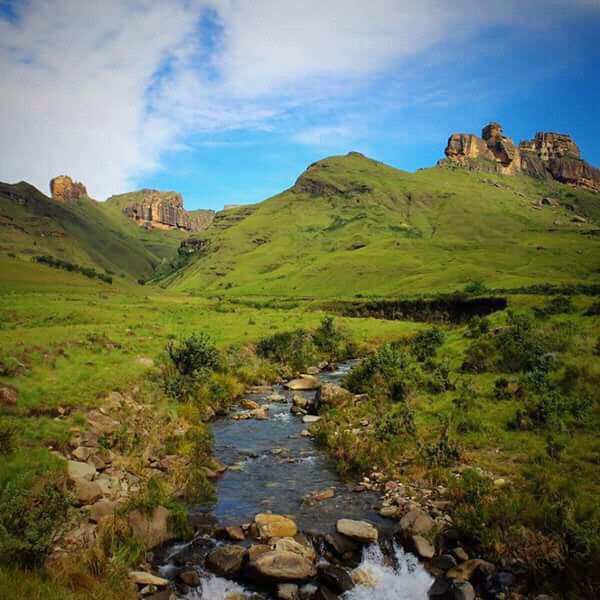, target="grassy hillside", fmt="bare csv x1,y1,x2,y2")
0,182,186,281
158,153,600,298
